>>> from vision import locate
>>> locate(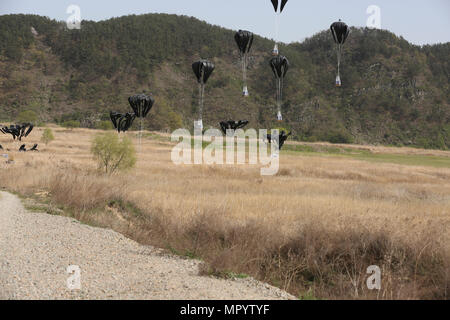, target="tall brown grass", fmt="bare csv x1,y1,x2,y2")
0,127,449,299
